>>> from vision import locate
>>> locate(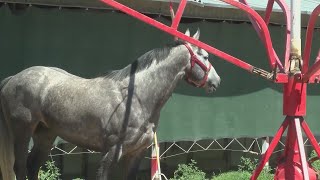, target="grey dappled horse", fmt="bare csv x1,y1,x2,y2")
0,29,220,180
